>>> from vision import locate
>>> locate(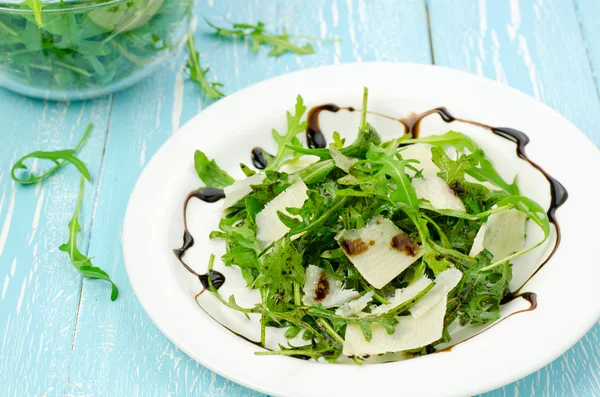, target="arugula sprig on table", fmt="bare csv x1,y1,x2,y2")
185,34,225,100
192,89,551,361
206,19,321,57
60,176,119,301
11,124,92,185
11,125,118,301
